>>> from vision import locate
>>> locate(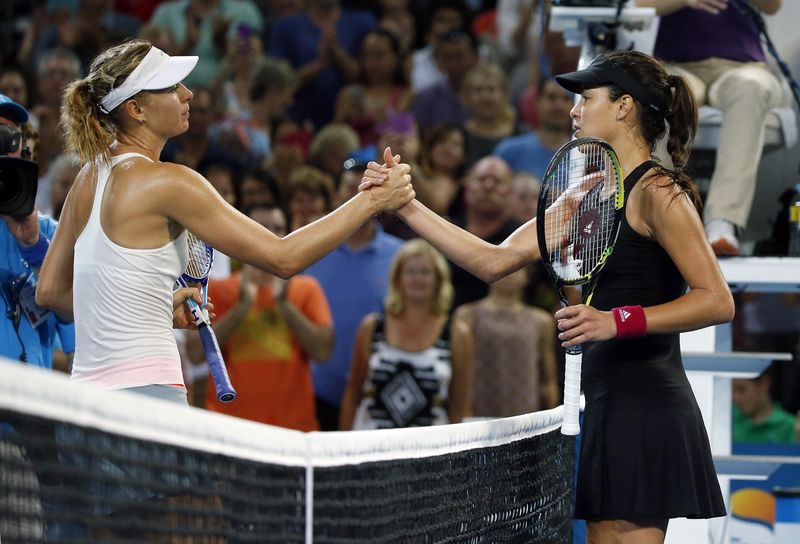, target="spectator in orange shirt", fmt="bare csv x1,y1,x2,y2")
186,204,334,431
